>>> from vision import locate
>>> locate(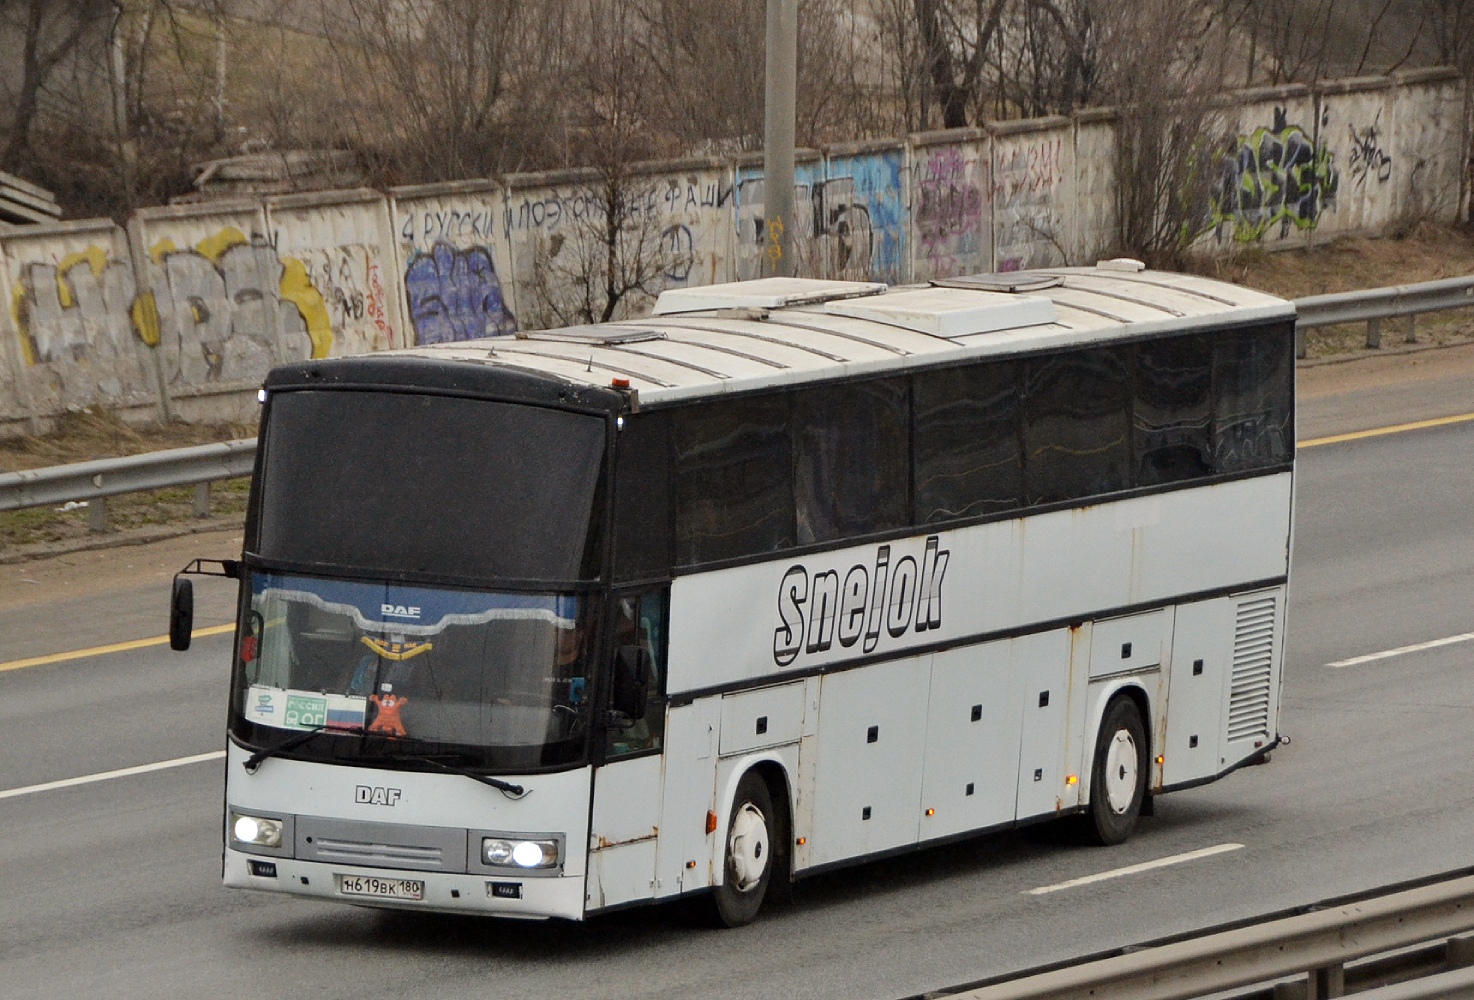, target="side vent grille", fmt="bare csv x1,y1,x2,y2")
1227,595,1277,743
